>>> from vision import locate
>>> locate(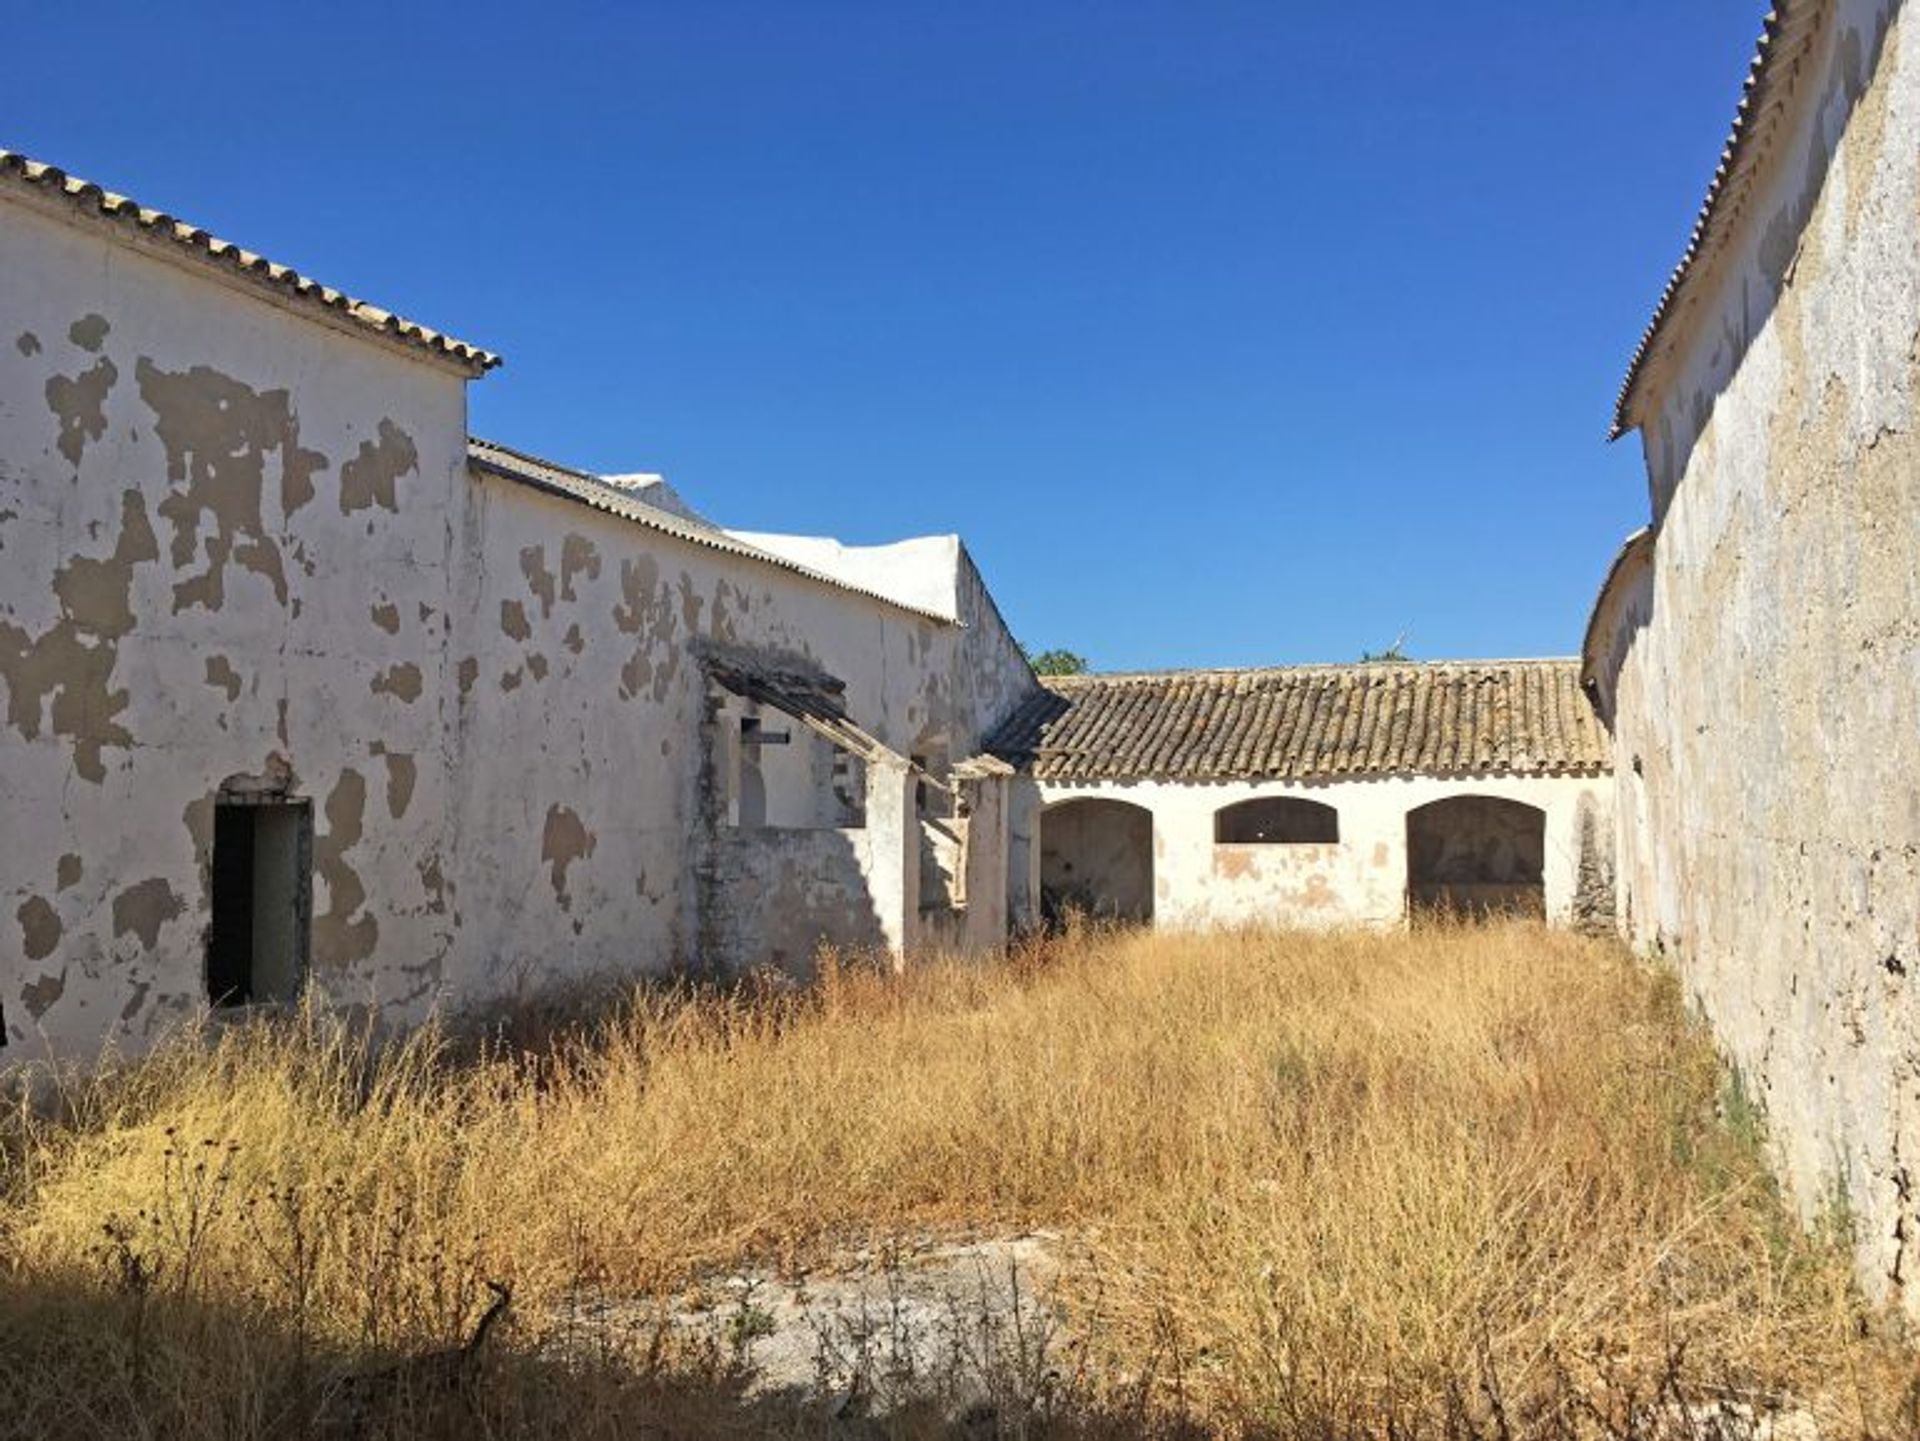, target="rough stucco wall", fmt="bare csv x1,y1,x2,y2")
1,195,1040,1059
1608,0,1920,1309
451,473,1029,989
1033,775,1608,931
0,197,470,1055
